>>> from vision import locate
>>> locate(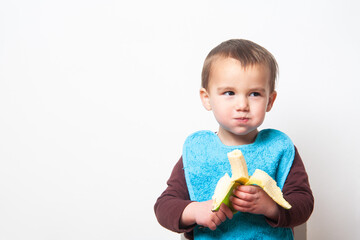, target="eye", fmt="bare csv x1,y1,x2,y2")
250,92,261,97
223,91,235,96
